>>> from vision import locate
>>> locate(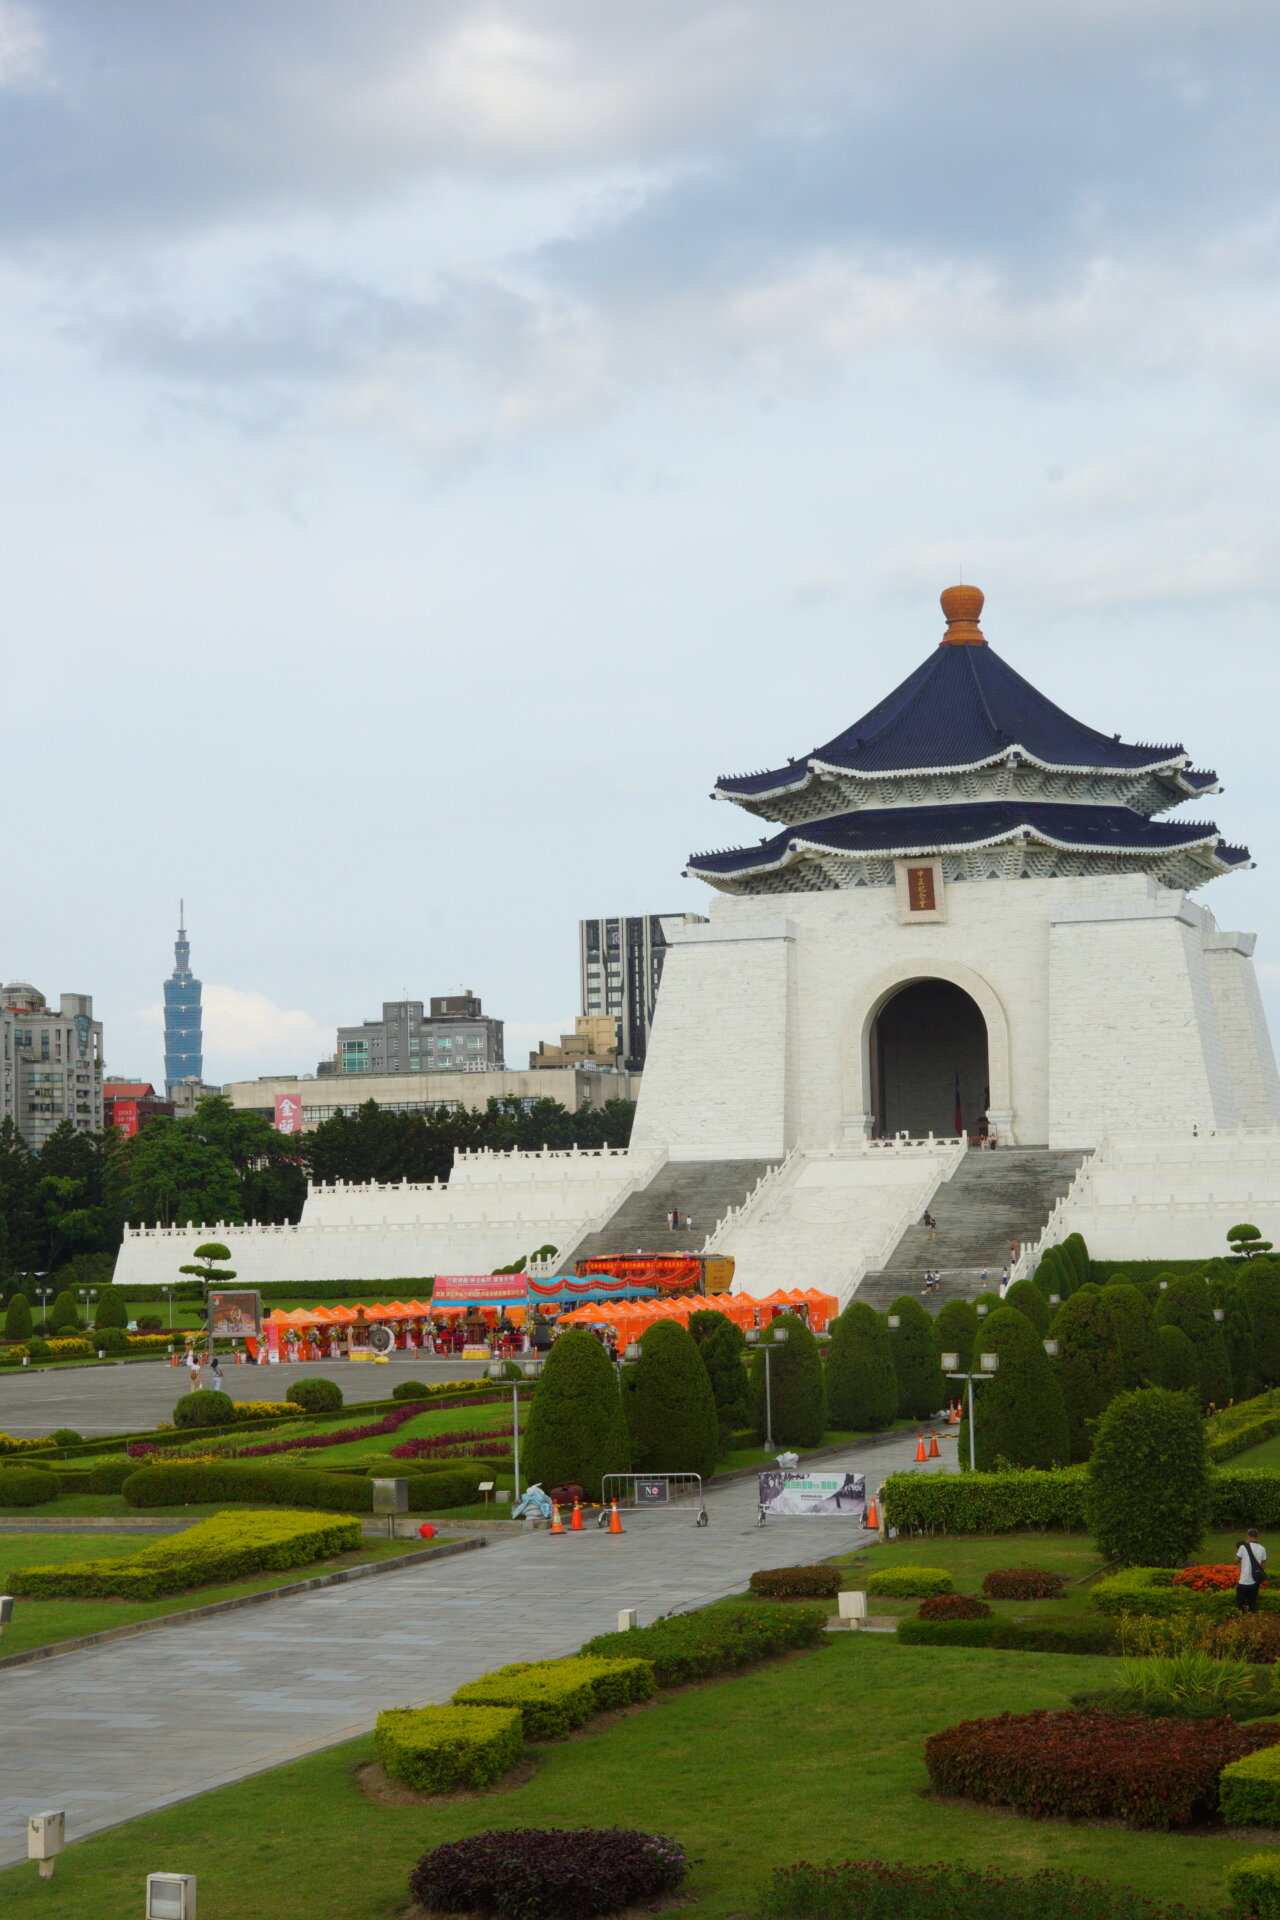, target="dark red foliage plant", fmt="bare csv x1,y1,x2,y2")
917,1593,992,1621
925,1710,1280,1829
981,1567,1067,1600
408,1827,688,1920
